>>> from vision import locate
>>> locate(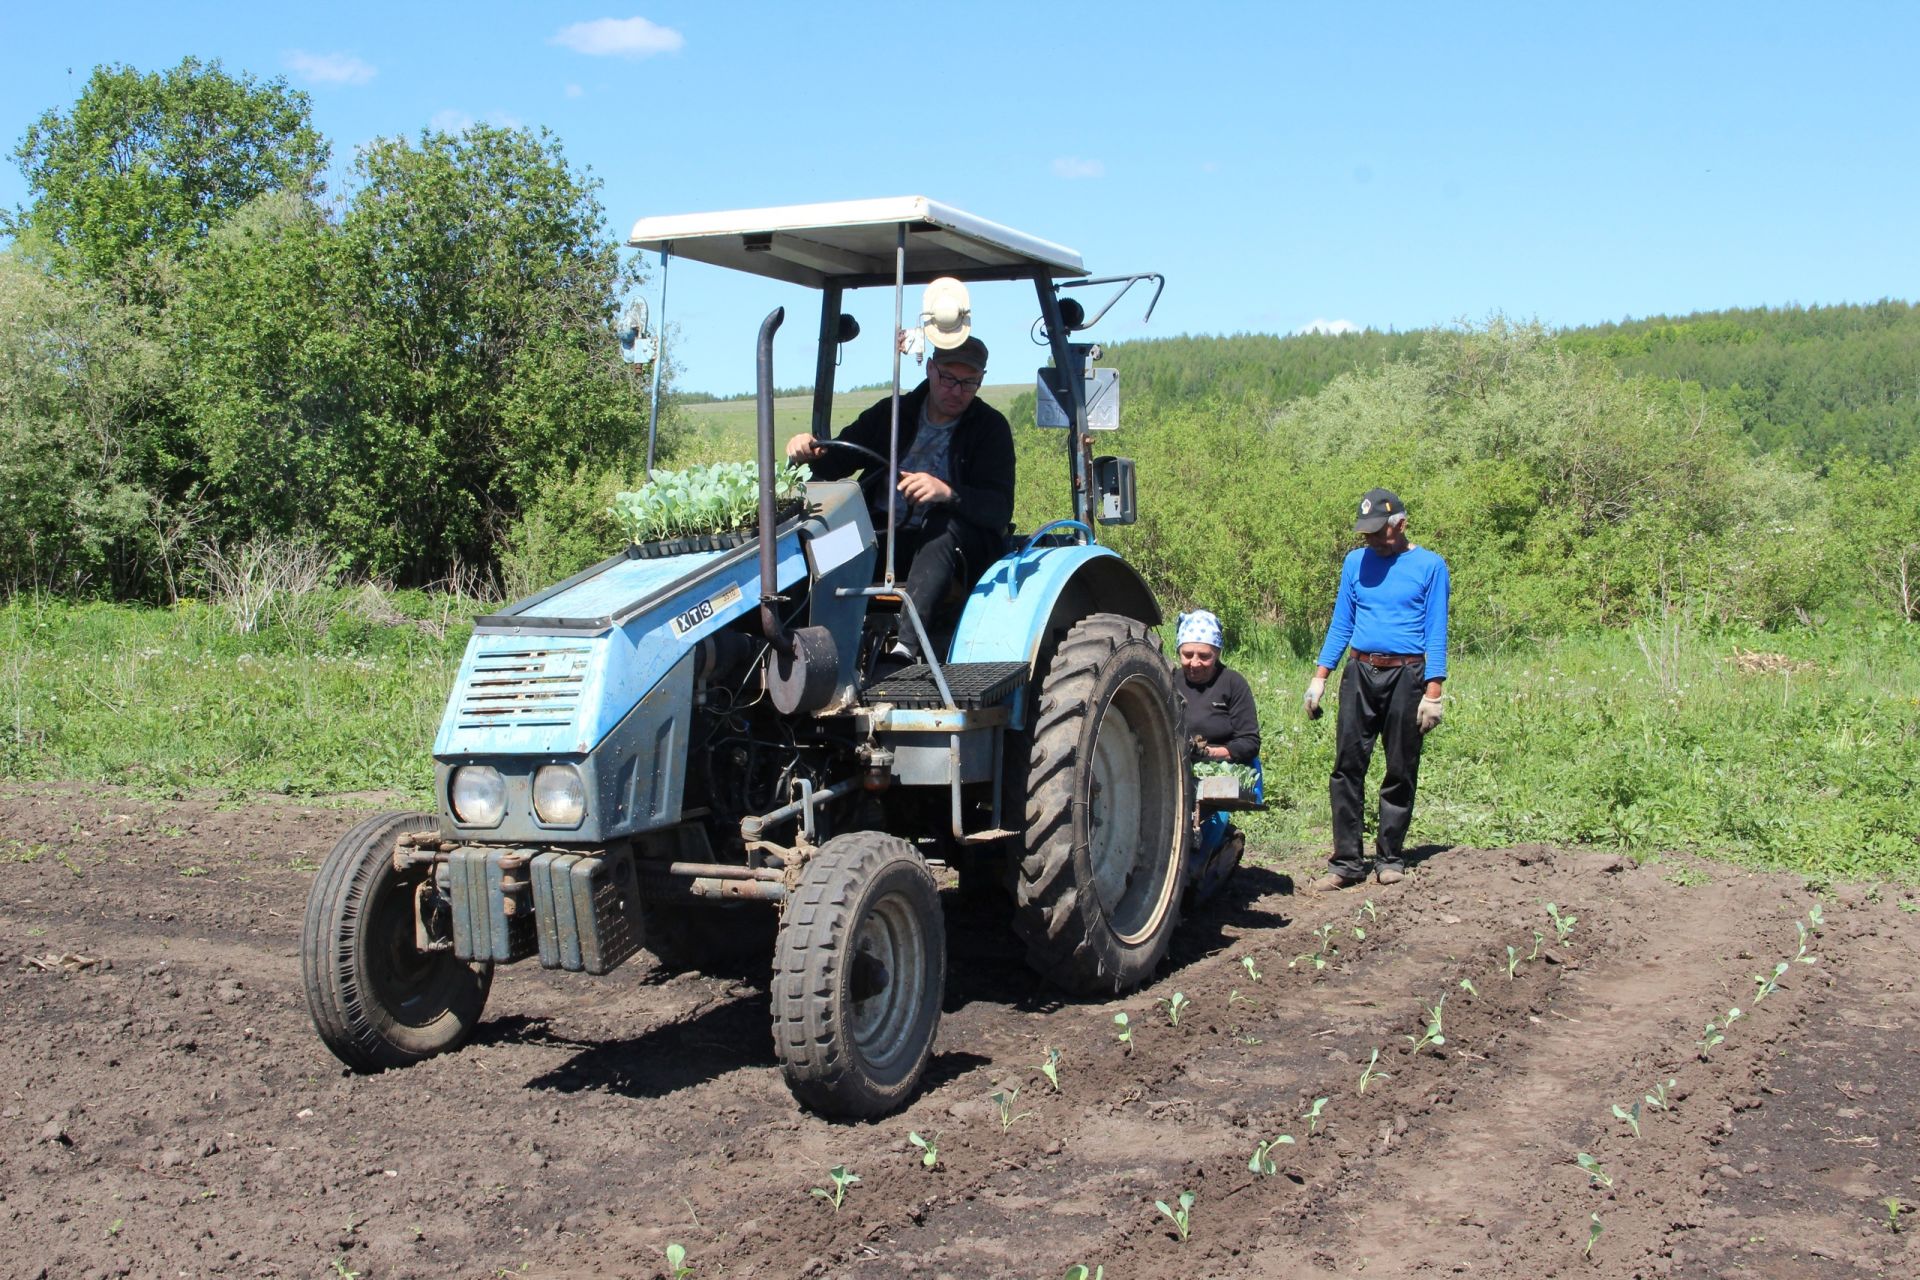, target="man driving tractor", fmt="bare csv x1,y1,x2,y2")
785,334,1014,660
